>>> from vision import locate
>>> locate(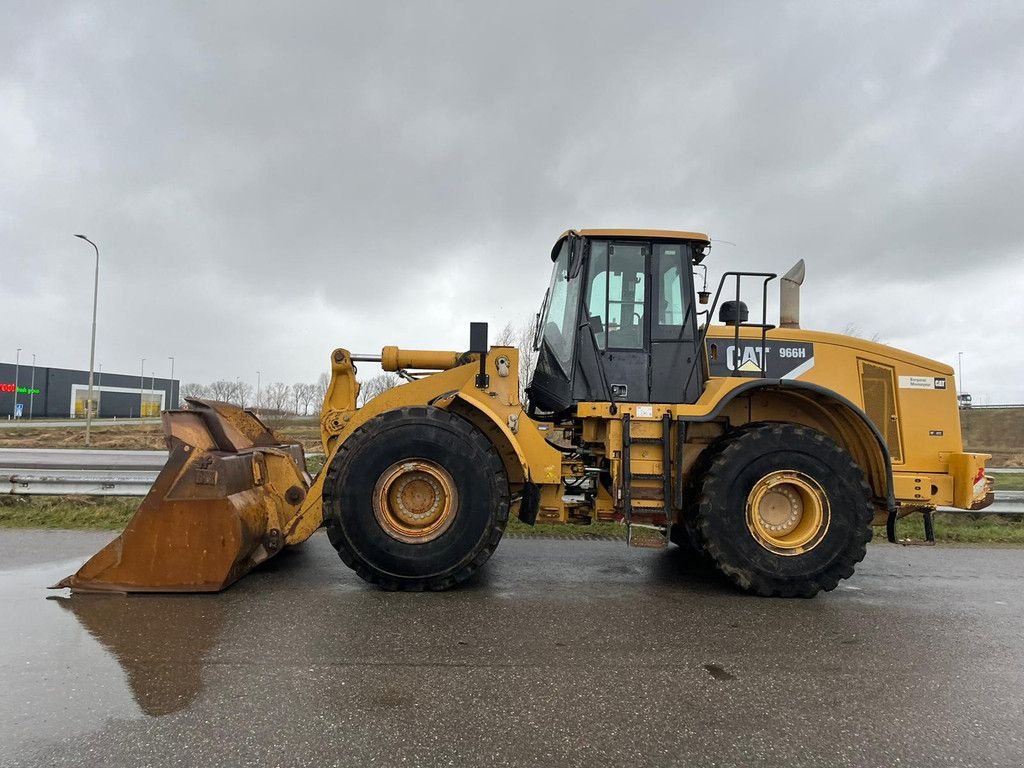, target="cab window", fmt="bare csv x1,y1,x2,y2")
586,242,647,350
652,243,692,340
537,240,581,374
